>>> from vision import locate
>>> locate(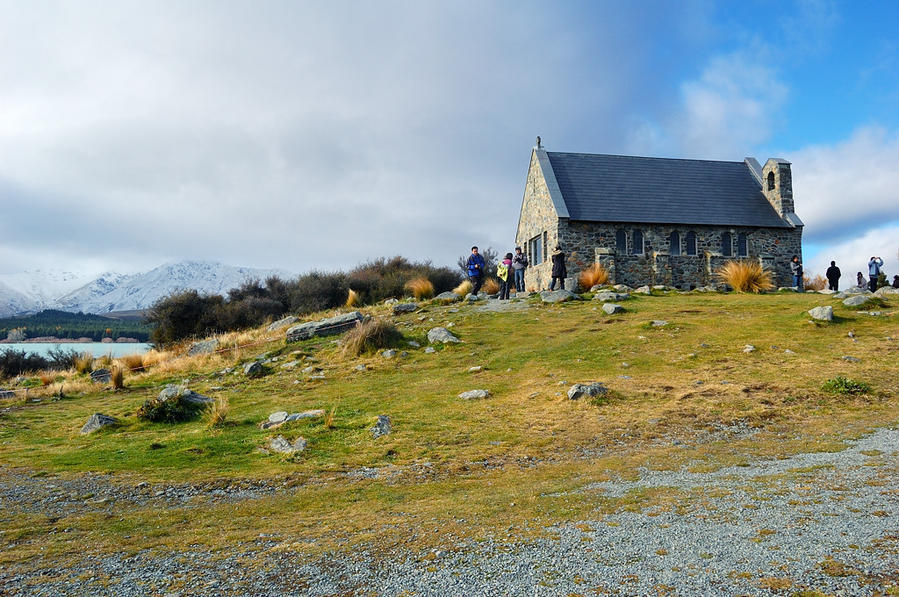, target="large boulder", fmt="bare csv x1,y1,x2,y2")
267,316,298,331
428,327,460,344
843,295,871,307
80,413,118,435
540,290,579,303
286,311,367,342
157,385,214,408
808,306,834,321
393,303,419,315
434,291,462,303
567,382,608,400
874,286,898,297
188,339,220,356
